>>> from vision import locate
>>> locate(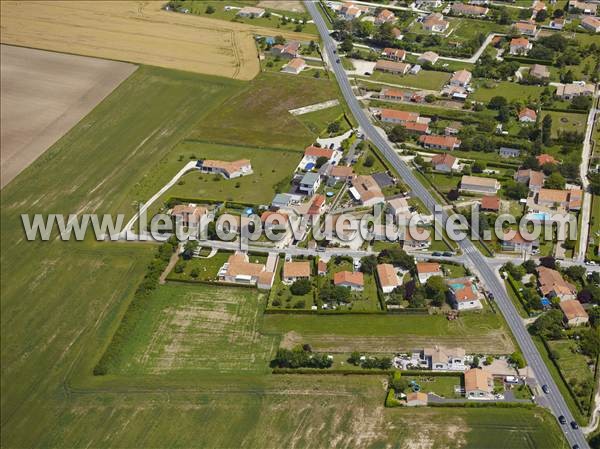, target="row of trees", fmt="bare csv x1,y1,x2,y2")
272,345,333,369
